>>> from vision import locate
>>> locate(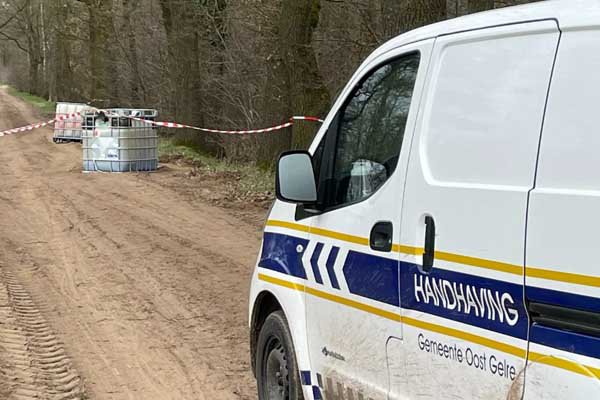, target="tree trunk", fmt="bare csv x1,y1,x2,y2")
393,0,447,33
123,0,146,105
494,0,539,8
468,0,494,13
158,0,203,125
24,0,43,95
28,55,39,93
277,0,330,150
84,0,112,105
53,1,72,101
